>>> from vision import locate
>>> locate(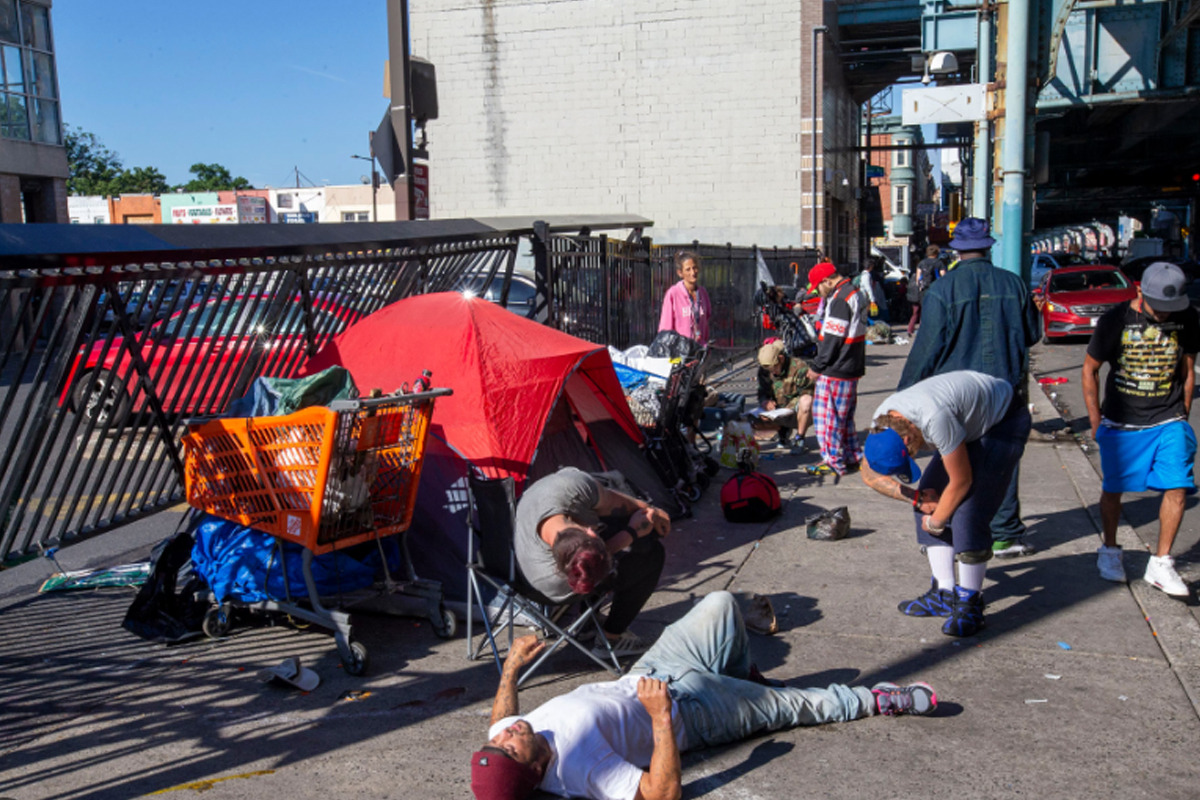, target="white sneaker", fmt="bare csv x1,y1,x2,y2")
1144,555,1191,597
593,629,652,659
1097,545,1127,583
